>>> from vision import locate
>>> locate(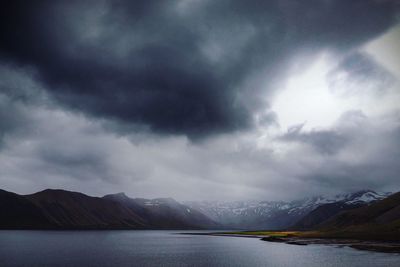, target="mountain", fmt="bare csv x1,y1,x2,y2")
292,190,390,230
311,191,400,240
27,189,147,229
185,190,389,229
321,191,400,228
0,189,217,230
103,193,219,229
1,188,390,231
0,189,52,229
291,202,364,230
